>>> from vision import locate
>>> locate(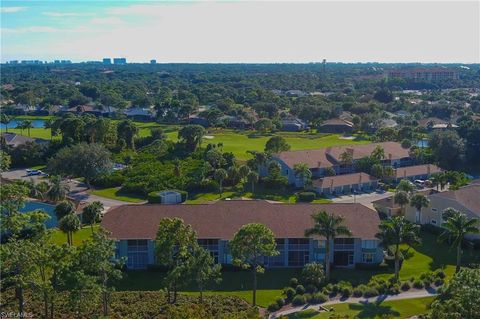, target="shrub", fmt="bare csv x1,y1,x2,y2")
434,269,446,279
284,287,296,301
341,287,352,298
353,287,364,298
276,298,285,307
292,295,307,306
147,191,162,203
295,285,306,295
388,284,400,295
306,284,317,294
423,278,431,288
401,281,411,291
290,278,299,288
91,171,125,188
296,192,316,202
413,280,424,289
363,287,379,298
309,292,328,304
267,303,280,312
434,278,444,286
